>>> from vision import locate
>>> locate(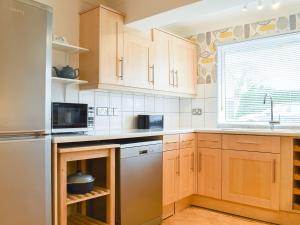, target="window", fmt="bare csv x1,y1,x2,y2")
218,32,300,127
